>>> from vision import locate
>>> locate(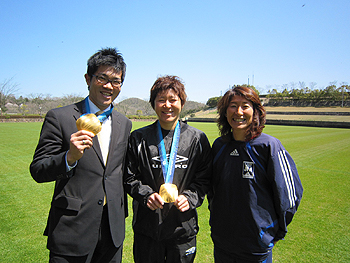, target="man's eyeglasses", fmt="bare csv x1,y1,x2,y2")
92,74,122,88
